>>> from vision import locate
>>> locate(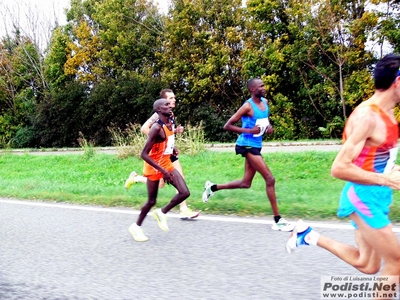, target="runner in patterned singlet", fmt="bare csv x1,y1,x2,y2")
338,104,399,228
286,55,400,294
